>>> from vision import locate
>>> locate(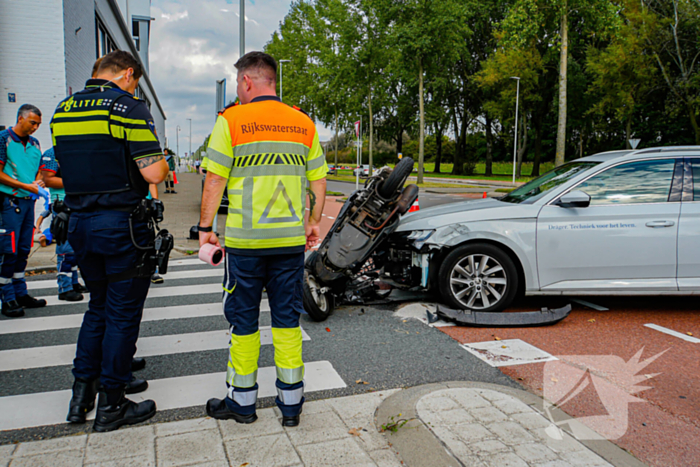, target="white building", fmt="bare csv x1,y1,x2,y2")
0,0,166,150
